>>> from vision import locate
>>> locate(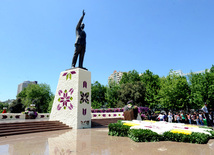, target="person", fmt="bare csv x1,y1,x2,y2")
195,112,200,125
176,113,181,123
157,113,164,121
168,112,173,123
187,113,191,124
202,102,211,126
181,112,185,123
209,111,213,126
2,109,7,113
199,112,204,125
72,10,87,68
